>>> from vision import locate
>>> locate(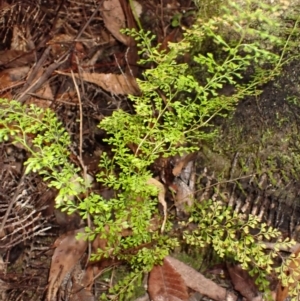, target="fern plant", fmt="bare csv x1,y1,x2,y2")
94,0,290,265
183,200,295,295
0,0,299,299
0,101,86,206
